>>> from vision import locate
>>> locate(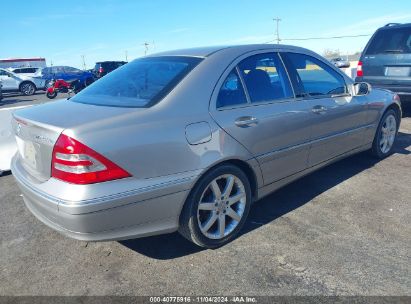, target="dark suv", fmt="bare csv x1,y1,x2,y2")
356,23,411,104
94,61,127,78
